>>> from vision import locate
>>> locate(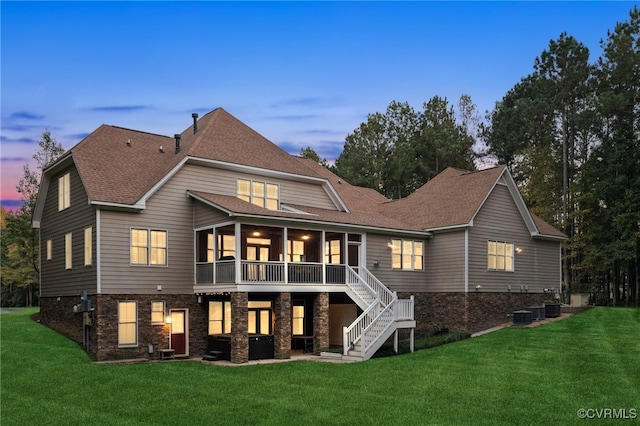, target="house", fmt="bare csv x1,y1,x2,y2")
33,108,566,363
